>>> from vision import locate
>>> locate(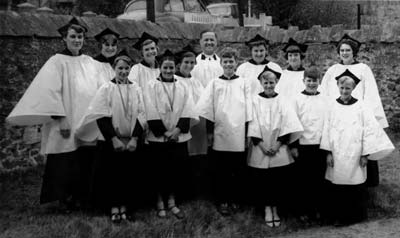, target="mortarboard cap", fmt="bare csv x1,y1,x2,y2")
176,44,196,60
156,49,176,64
337,34,361,53
258,65,281,80
114,48,133,65
57,17,88,36
335,69,360,85
94,28,120,42
246,34,269,47
282,38,308,53
132,32,159,50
